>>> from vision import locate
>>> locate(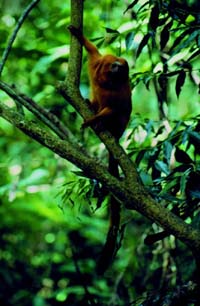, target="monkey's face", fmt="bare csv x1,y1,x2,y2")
93,55,129,89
